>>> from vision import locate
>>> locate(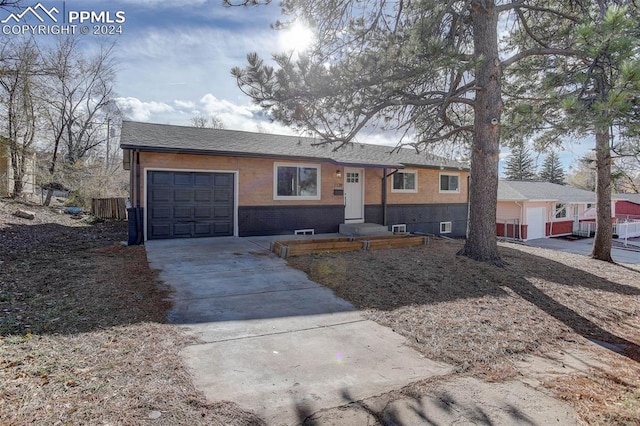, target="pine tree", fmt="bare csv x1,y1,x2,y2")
504,144,536,181
230,1,584,264
540,152,565,185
